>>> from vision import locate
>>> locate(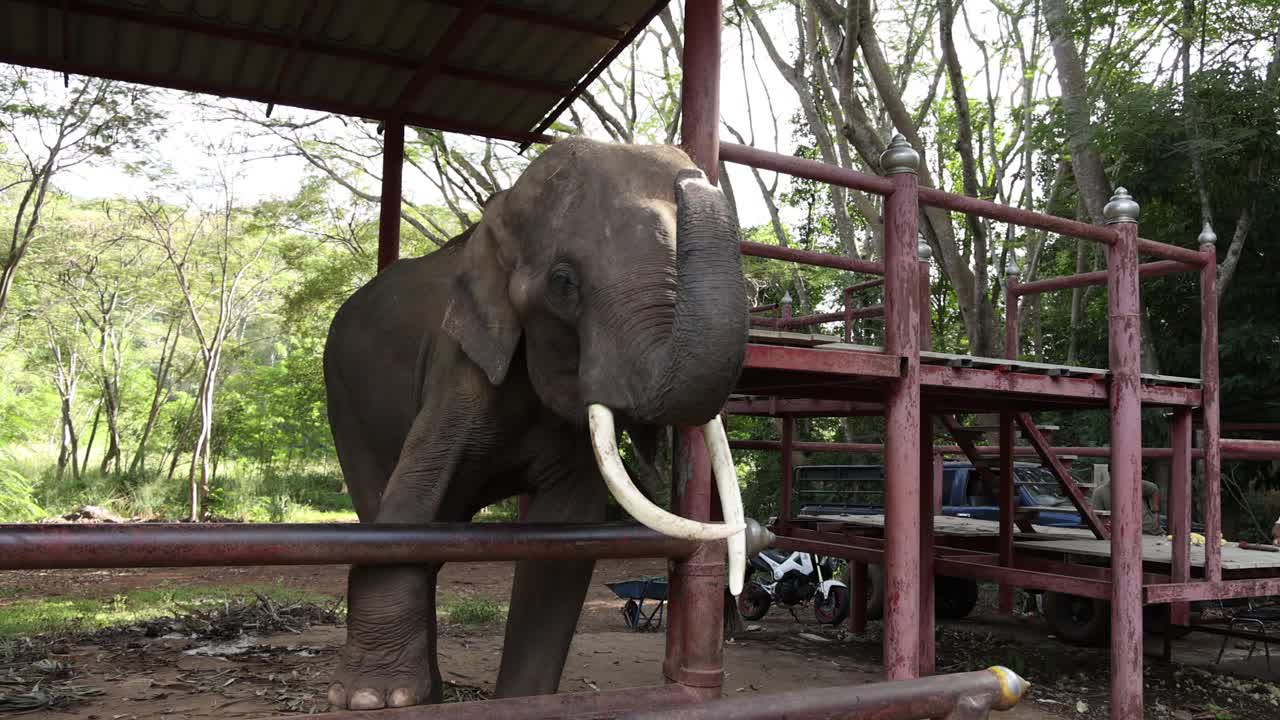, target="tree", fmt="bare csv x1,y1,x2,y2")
0,69,159,322
137,169,272,521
